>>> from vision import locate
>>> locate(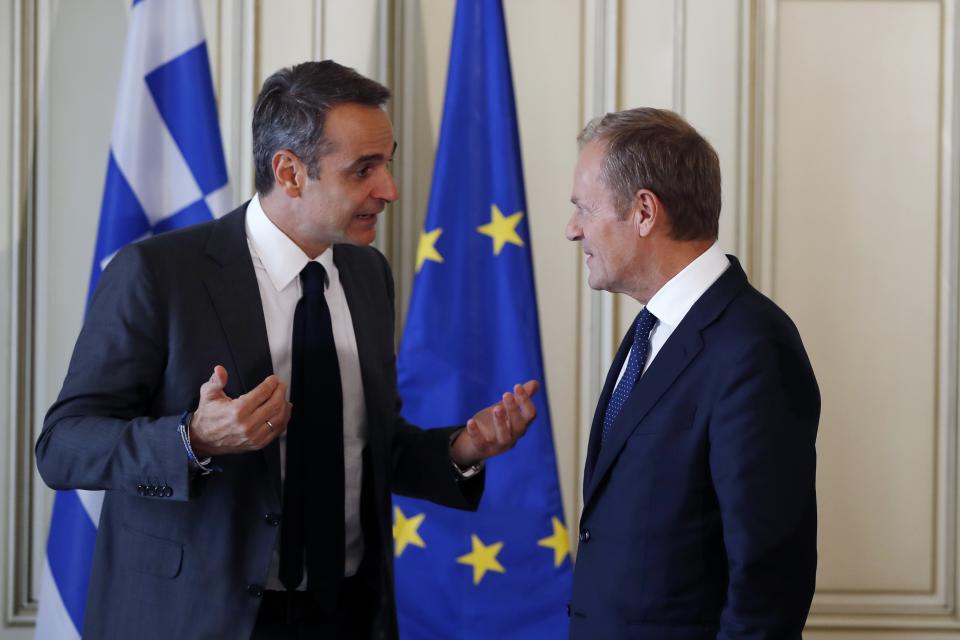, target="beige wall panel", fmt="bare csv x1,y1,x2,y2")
323,0,382,79
401,0,582,530
620,0,674,111
774,0,941,593
684,0,743,255
256,0,314,87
